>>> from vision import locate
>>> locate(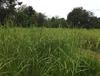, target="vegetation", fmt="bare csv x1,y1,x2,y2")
0,0,22,25
67,7,100,28
0,0,100,28
0,27,100,76
0,1,100,76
